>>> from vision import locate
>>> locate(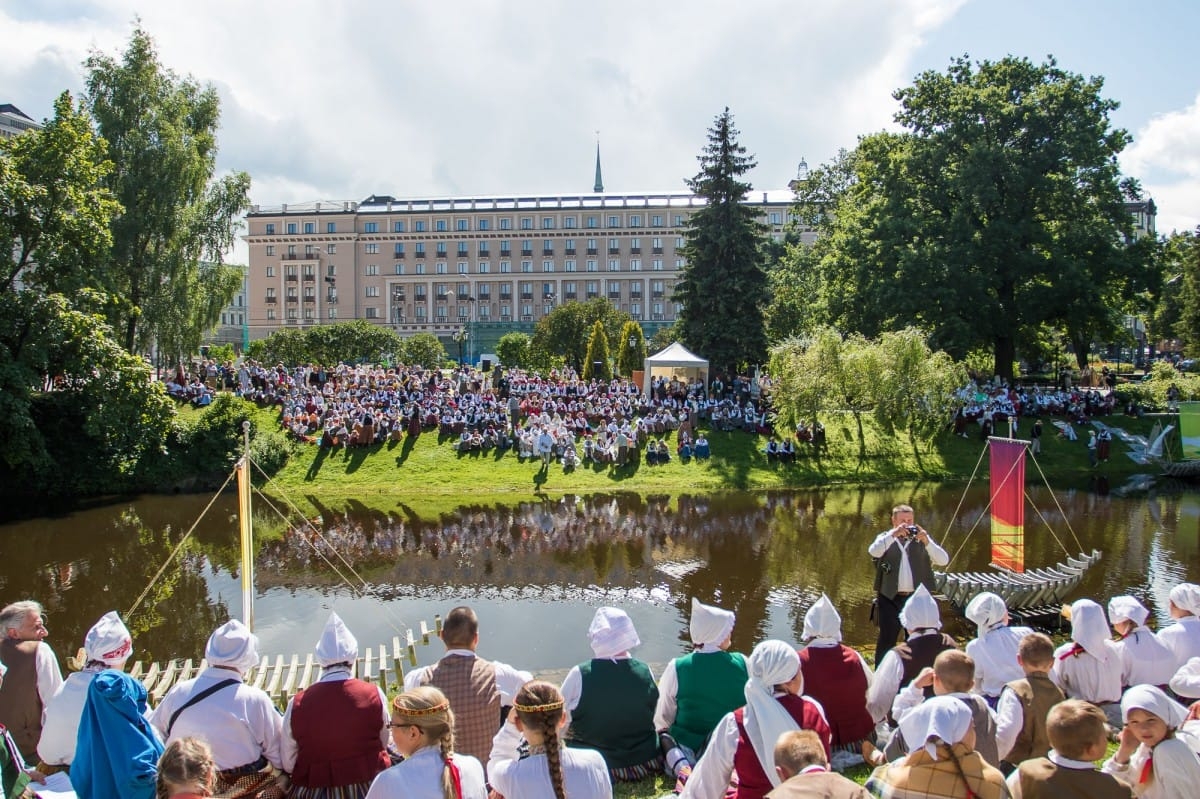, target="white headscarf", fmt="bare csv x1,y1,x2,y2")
1107,595,1150,628
84,611,133,666
964,592,1008,636
898,695,973,760
899,585,942,633
1121,684,1188,729
690,597,735,648
1171,658,1200,700
588,607,640,660
742,640,803,788
314,611,358,668
1068,599,1111,662
205,619,260,674
1170,583,1200,617
802,594,842,643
